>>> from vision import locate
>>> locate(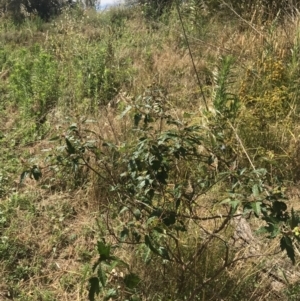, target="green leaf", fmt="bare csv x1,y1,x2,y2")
65,138,76,155
111,257,129,269
251,202,262,217
31,166,42,181
256,226,269,235
253,168,267,176
162,211,176,226
252,184,260,197
220,198,240,211
263,223,280,238
137,180,146,189
88,277,100,301
97,241,111,261
239,168,247,175
124,273,141,289
220,198,231,204
156,169,168,185
280,236,295,264
272,201,287,212
145,235,159,256
143,247,152,264
104,289,117,301
120,227,129,240
158,247,170,260
119,206,129,215
230,200,240,211
133,209,141,220
20,171,30,185
97,265,107,287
